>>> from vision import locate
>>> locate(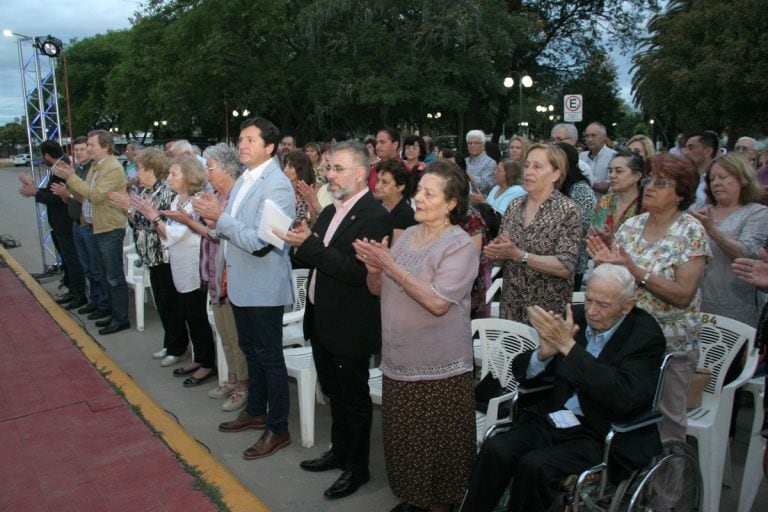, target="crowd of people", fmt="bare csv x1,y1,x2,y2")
17,118,768,511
